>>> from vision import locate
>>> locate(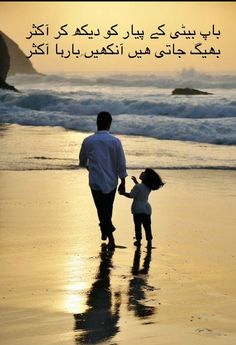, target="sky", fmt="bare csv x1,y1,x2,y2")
0,1,235,74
